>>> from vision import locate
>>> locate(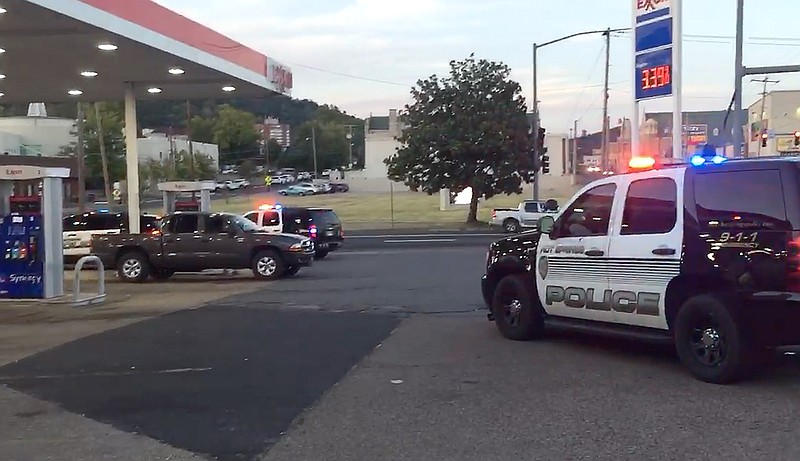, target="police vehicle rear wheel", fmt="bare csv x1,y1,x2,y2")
285,265,300,276
491,274,544,341
503,218,520,233
117,252,150,283
673,294,748,384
